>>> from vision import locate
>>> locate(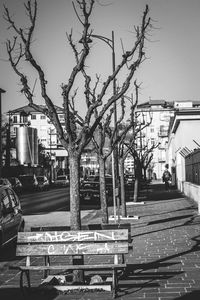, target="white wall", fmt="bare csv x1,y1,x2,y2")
170,119,200,189
183,181,200,214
